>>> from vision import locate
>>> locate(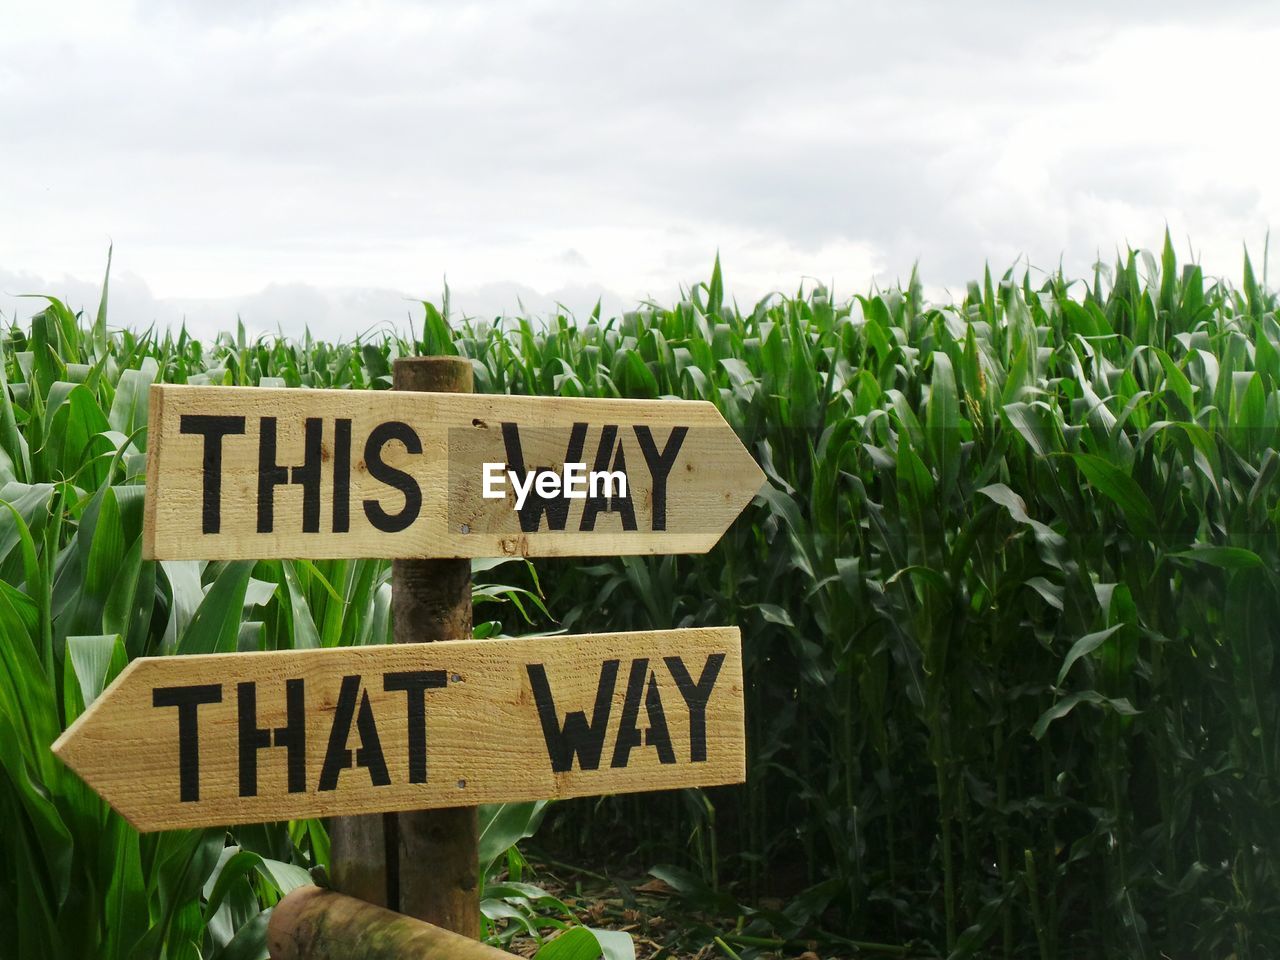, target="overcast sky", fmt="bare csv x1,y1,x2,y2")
2,0,1277,340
